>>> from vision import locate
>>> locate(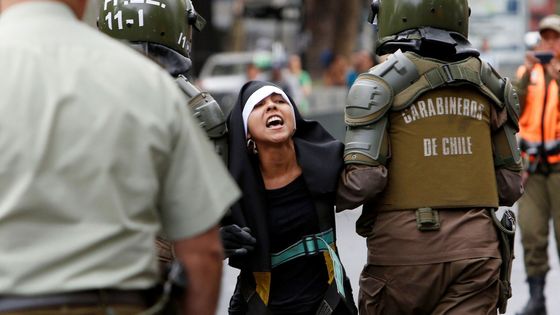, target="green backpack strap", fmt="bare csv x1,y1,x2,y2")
390,52,506,111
